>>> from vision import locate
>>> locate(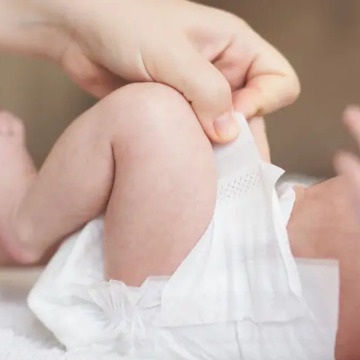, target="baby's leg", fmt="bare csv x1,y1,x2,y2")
0,112,36,266
101,85,216,283
288,177,360,360
2,83,216,285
